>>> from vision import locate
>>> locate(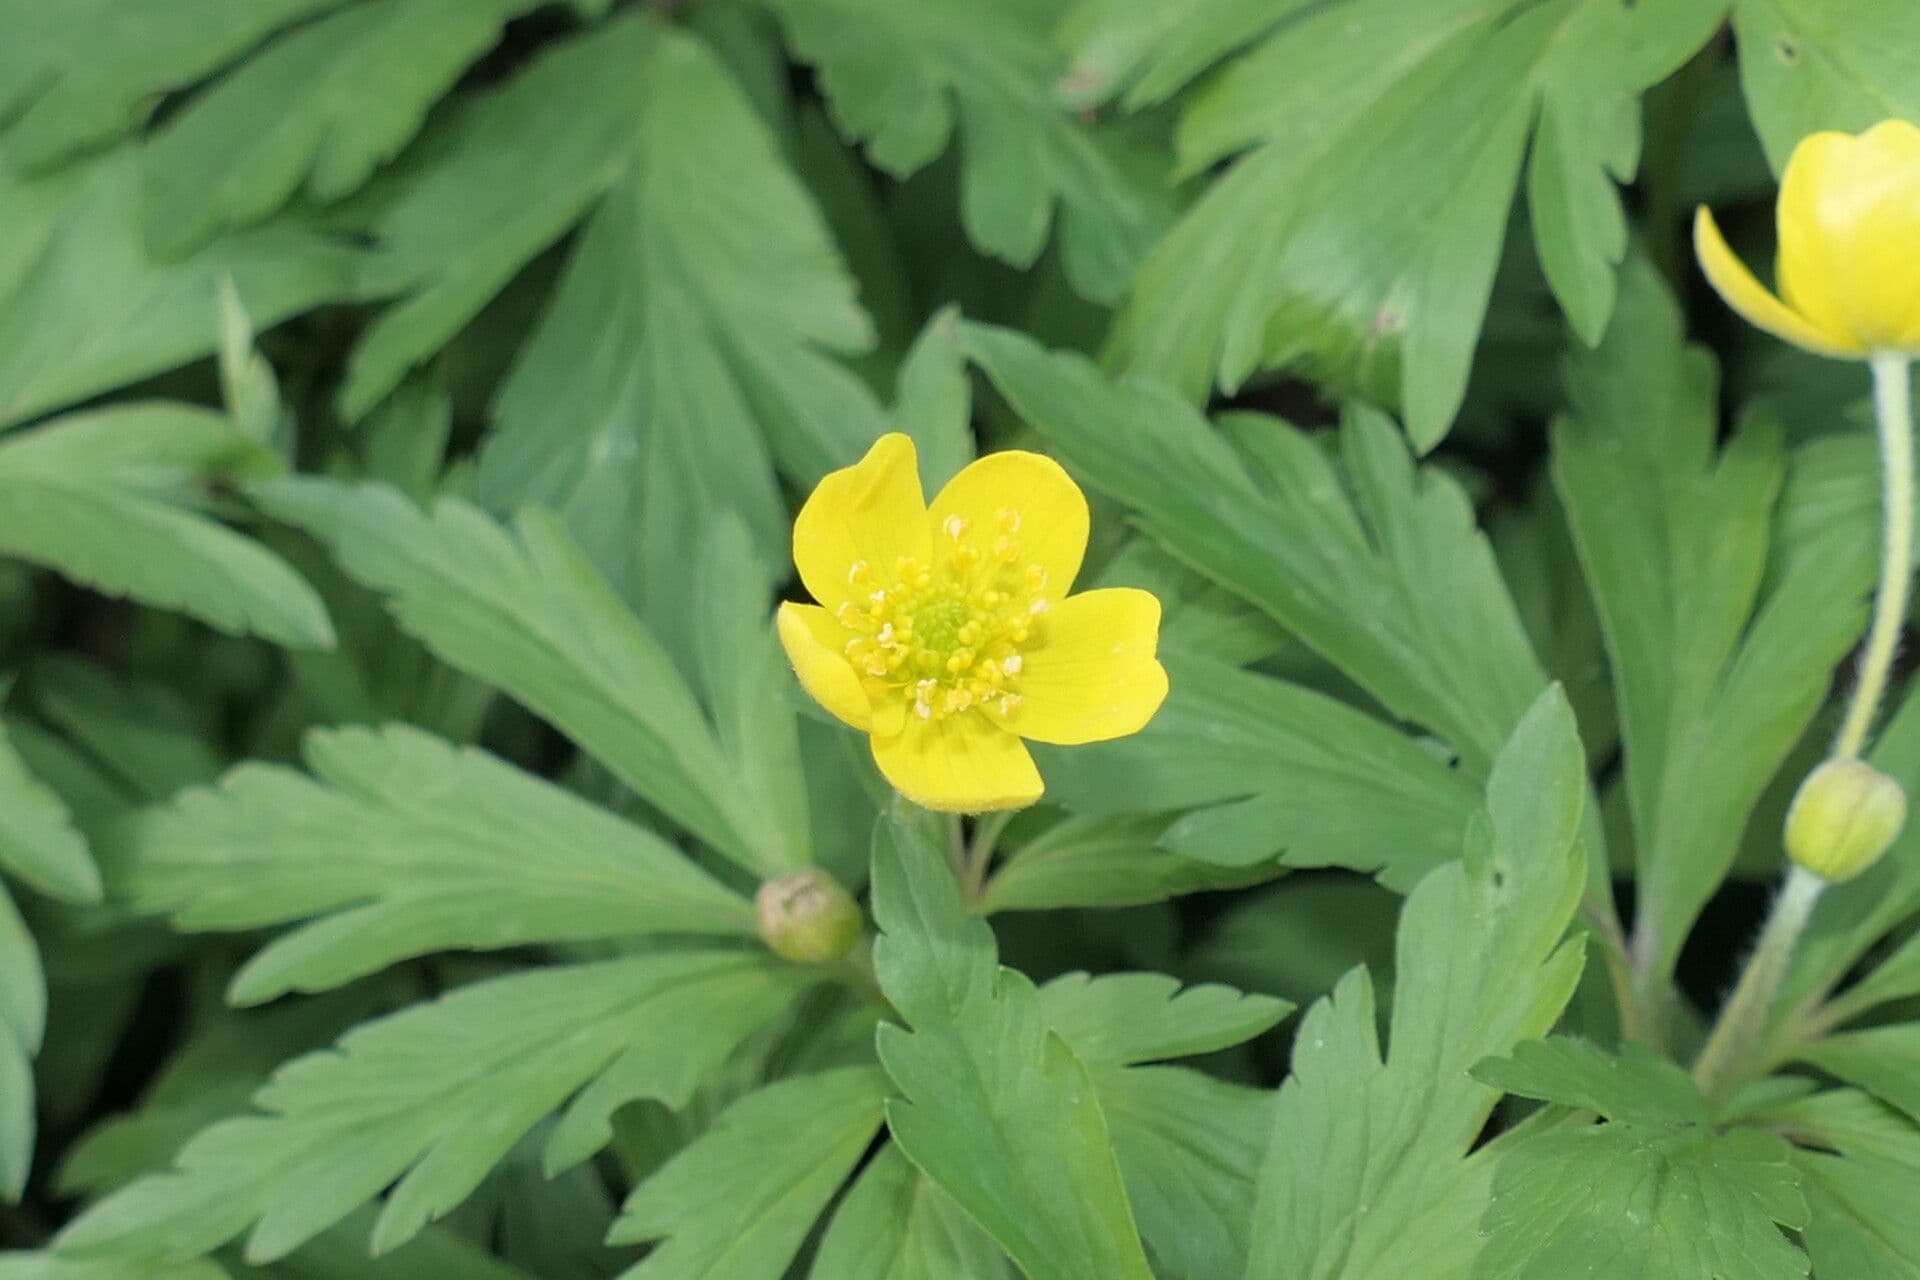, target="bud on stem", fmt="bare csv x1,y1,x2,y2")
755,869,862,965
1784,759,1908,883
